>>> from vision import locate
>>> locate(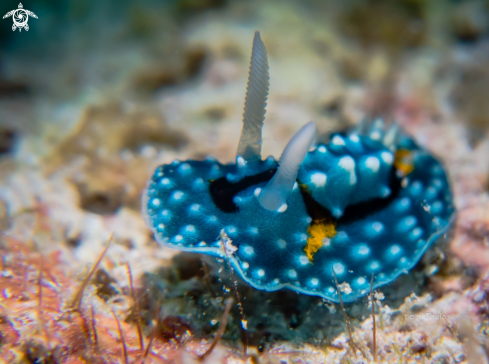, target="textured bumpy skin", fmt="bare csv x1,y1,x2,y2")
298,133,393,218
143,132,454,303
